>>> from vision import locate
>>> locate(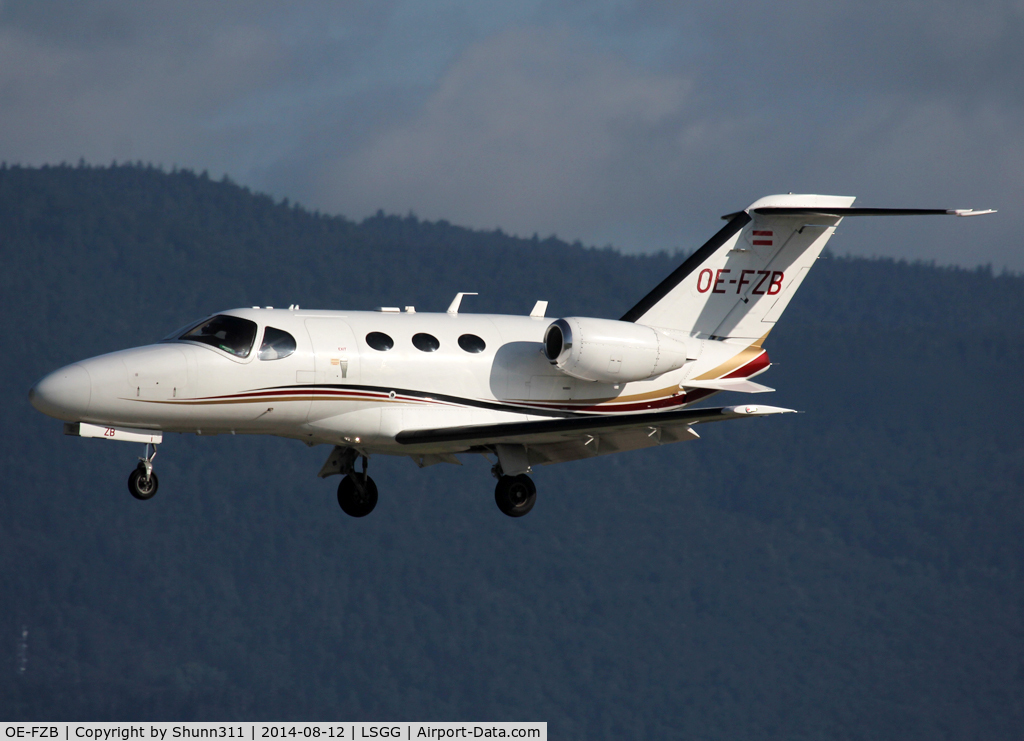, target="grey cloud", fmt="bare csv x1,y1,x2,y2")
0,0,1018,270
309,16,1018,267
617,0,1024,100
0,7,294,172
312,27,699,245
